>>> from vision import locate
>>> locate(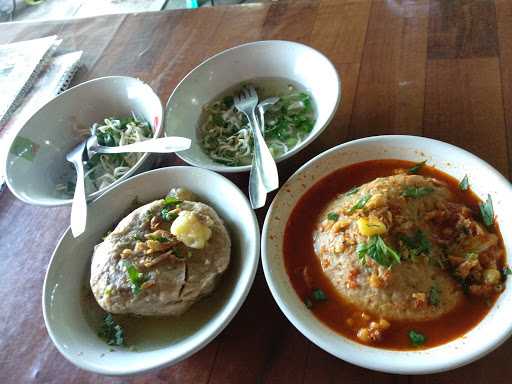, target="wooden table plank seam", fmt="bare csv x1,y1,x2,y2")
83,14,128,75
344,0,372,141
205,343,222,384
495,0,512,179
